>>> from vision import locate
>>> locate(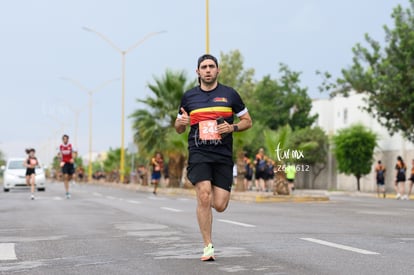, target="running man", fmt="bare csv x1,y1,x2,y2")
24,148,38,200
59,134,74,199
175,54,252,261
151,152,164,195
